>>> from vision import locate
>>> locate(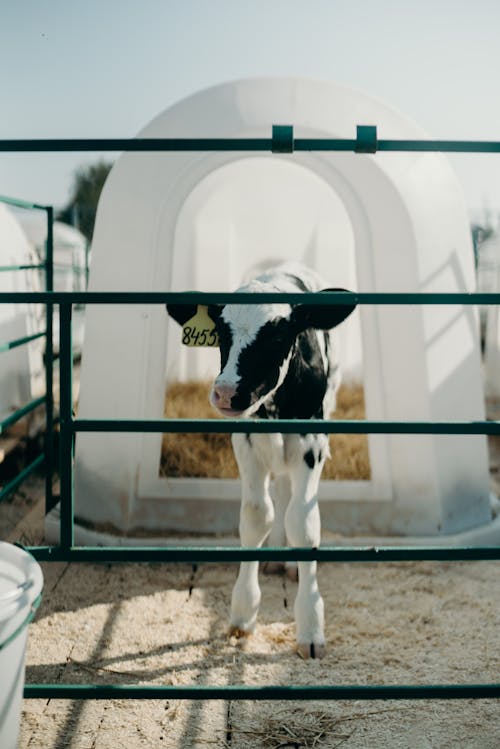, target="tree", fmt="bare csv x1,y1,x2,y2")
58,160,113,240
